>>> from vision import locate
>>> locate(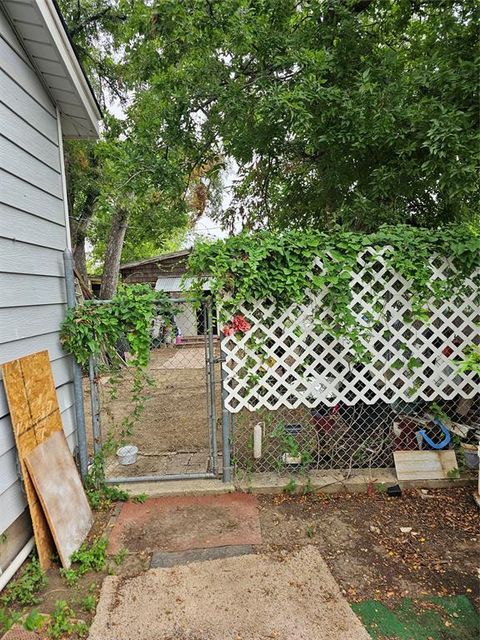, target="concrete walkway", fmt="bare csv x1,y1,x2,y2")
89,545,371,640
